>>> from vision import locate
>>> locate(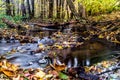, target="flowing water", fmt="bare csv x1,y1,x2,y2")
0,27,120,69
